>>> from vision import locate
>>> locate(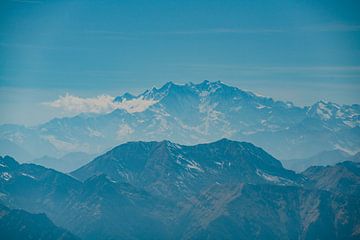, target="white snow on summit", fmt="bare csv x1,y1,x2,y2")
114,97,158,113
